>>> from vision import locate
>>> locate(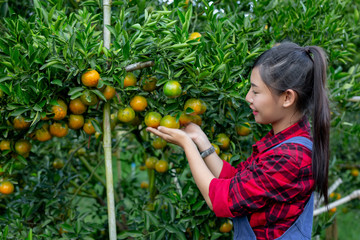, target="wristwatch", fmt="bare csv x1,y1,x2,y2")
200,145,215,158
